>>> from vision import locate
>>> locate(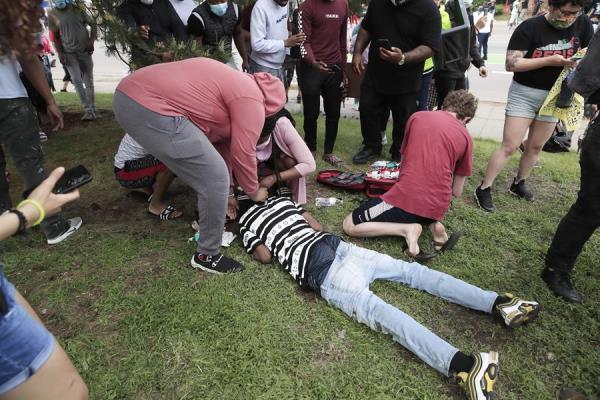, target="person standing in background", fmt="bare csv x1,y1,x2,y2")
48,0,98,120
298,0,349,166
